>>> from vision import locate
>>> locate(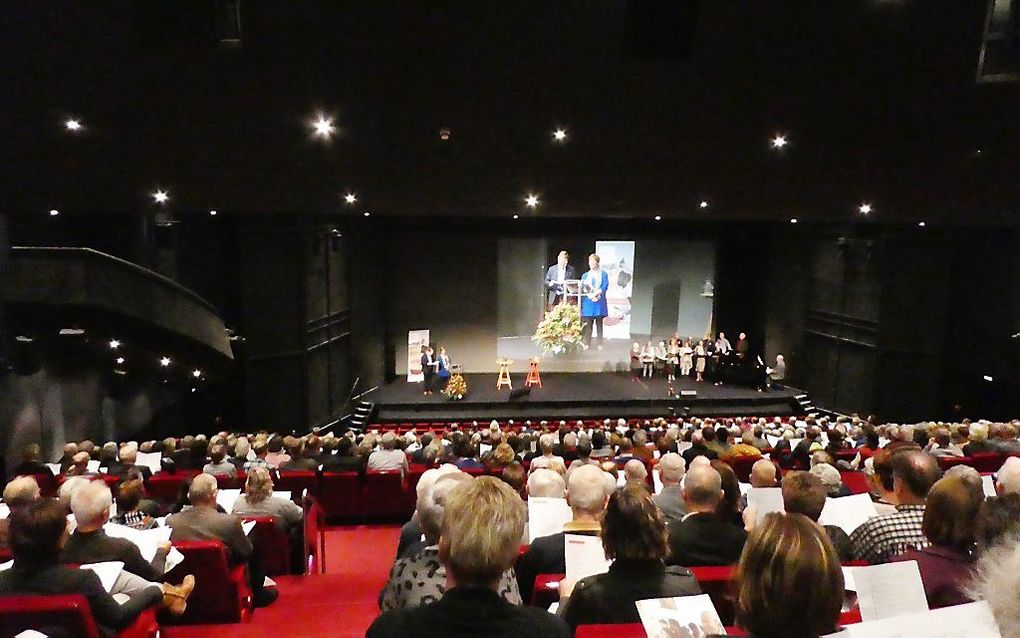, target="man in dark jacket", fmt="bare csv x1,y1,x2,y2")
666,464,747,567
